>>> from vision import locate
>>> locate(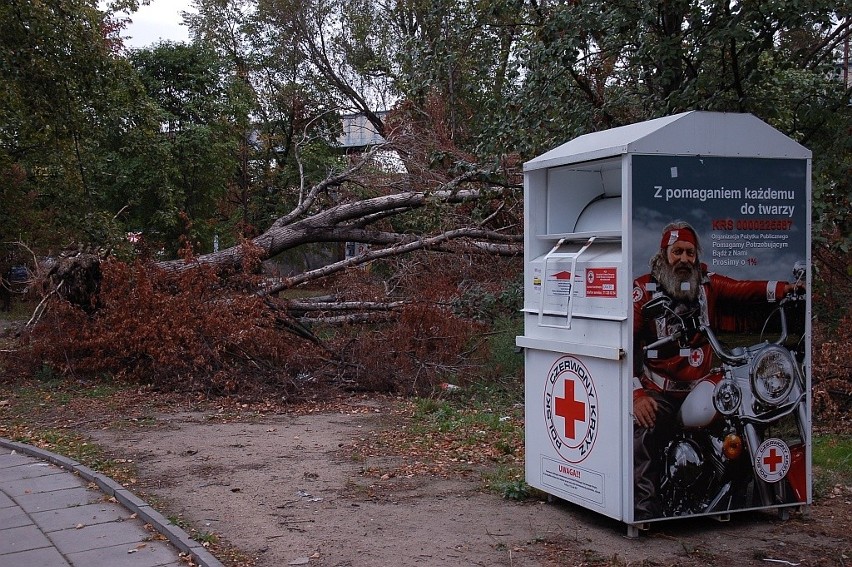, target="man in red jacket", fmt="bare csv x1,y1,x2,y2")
632,221,798,520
